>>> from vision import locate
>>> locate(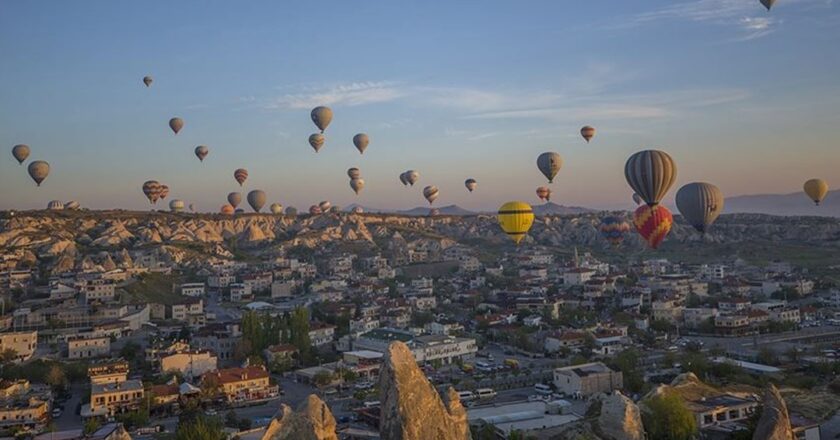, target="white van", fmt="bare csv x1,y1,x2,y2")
475,388,497,400
363,400,380,408
534,383,552,395
457,391,476,402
